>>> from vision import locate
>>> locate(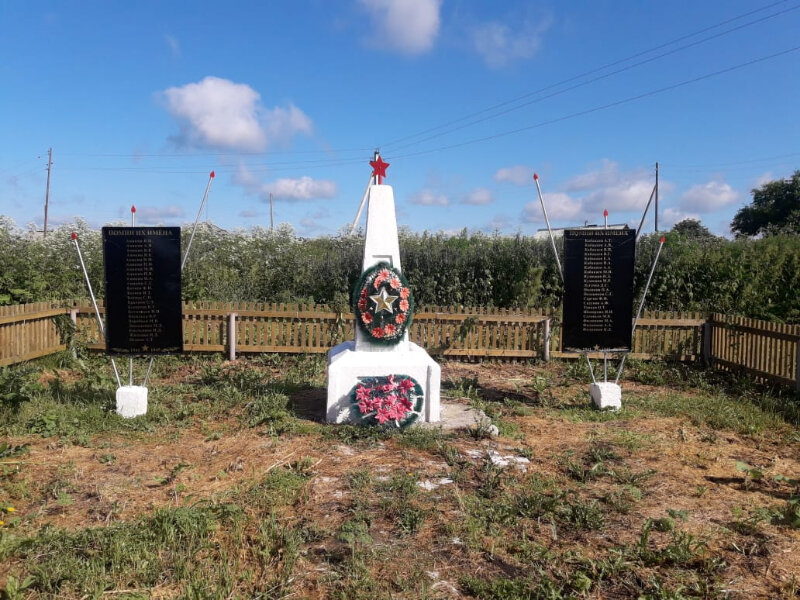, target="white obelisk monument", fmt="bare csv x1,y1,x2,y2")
327,154,440,425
